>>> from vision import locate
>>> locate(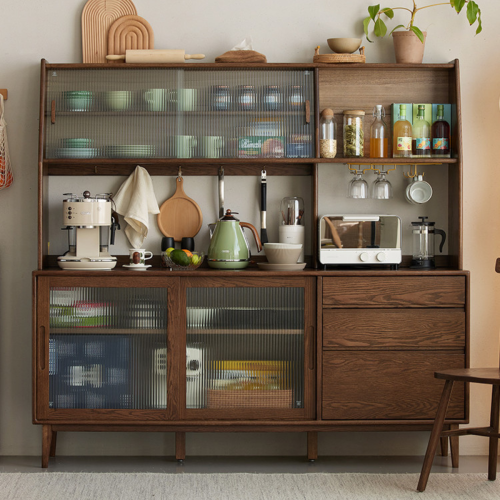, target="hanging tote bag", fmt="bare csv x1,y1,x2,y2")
0,94,13,189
